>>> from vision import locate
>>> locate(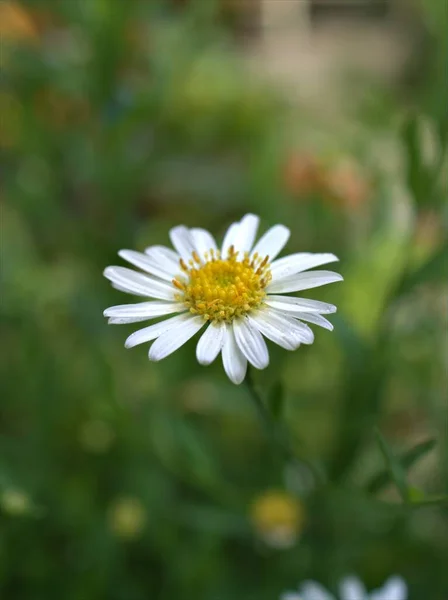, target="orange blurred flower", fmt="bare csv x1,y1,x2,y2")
0,2,39,43
324,159,371,210
283,152,326,197
283,150,371,210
